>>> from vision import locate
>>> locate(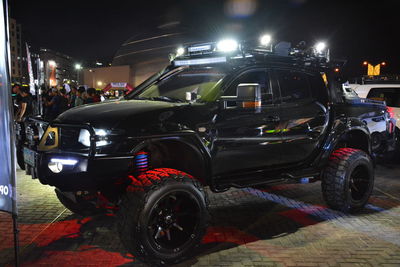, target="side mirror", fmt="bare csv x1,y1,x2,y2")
220,83,261,109
236,83,261,108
